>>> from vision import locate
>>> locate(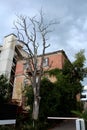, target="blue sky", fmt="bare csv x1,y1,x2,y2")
0,0,87,85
